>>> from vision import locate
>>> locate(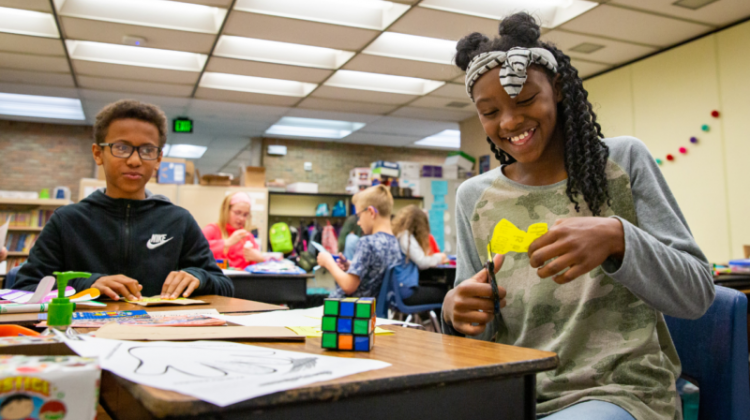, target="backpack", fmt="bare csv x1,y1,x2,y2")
331,200,346,217
315,203,329,216
269,222,293,254
321,222,338,254
393,258,419,299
